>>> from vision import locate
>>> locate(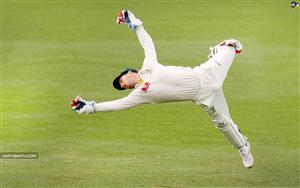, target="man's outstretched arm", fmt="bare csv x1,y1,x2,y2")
117,10,158,67
136,26,158,66
71,91,149,114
